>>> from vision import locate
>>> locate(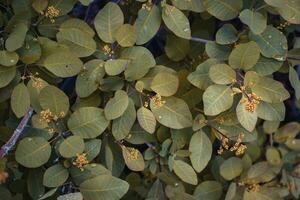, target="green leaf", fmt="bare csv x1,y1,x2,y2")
203,85,233,116
246,72,290,103
137,107,156,134
205,41,231,61
112,99,136,141
68,107,109,139
5,23,28,51
27,168,45,199
165,34,190,61
43,164,69,188
43,52,83,78
17,35,42,64
289,66,300,100
151,72,179,96
189,131,212,173
251,56,283,76
105,59,129,76
60,18,95,38
104,90,129,120
57,28,96,57
0,50,19,66
11,83,30,118
162,4,191,39
173,160,198,185
134,5,161,45
16,137,51,168
229,41,260,70
121,146,145,171
203,0,243,21
94,2,124,43
236,98,258,132
84,139,102,161
188,59,220,90
39,85,69,116
80,175,129,200
193,181,223,200
75,59,105,98
257,101,285,121
171,0,205,12
209,64,236,85
150,96,193,129
249,26,288,61
121,46,156,81
216,24,238,45
239,9,267,34
59,136,85,158
32,0,48,13
115,24,137,47
0,66,16,88
219,157,243,180
276,0,300,24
